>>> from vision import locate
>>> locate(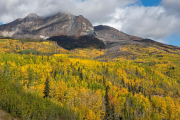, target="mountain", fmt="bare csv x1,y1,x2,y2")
0,13,94,39
0,12,179,56
0,13,141,41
